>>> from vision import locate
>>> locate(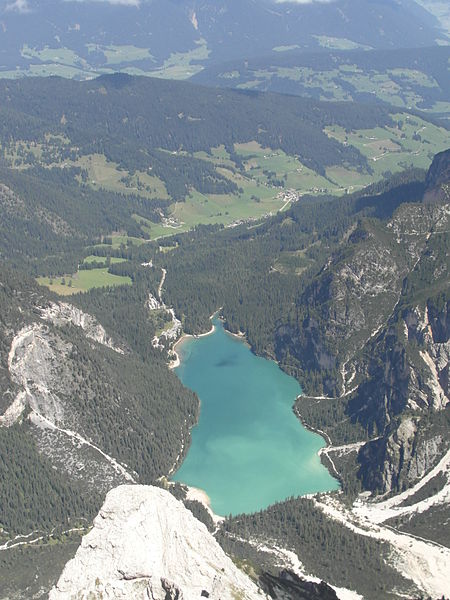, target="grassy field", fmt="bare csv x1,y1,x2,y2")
234,142,336,193
166,147,301,233
75,154,169,200
147,39,210,80
133,214,185,240
171,186,281,229
128,145,294,239
16,42,161,80
273,44,301,52
159,244,179,253
94,233,148,250
15,45,98,79
134,184,283,240
193,145,236,169
86,44,154,65
37,267,131,296
273,249,315,276
0,144,170,200
22,45,85,67
83,255,126,265
312,35,372,50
